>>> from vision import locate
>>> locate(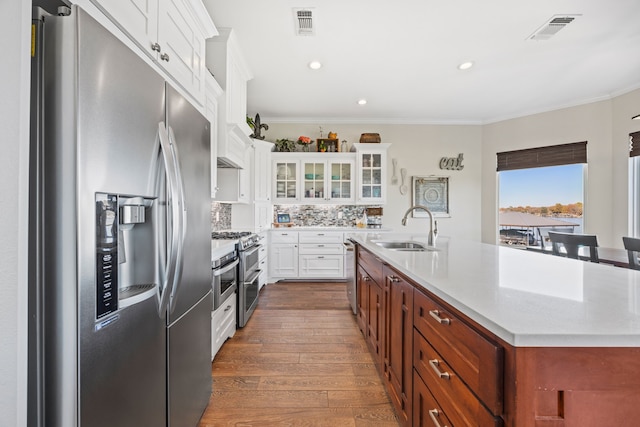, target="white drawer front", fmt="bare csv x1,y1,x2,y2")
270,230,299,244
298,254,344,278
298,231,344,244
298,243,345,255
